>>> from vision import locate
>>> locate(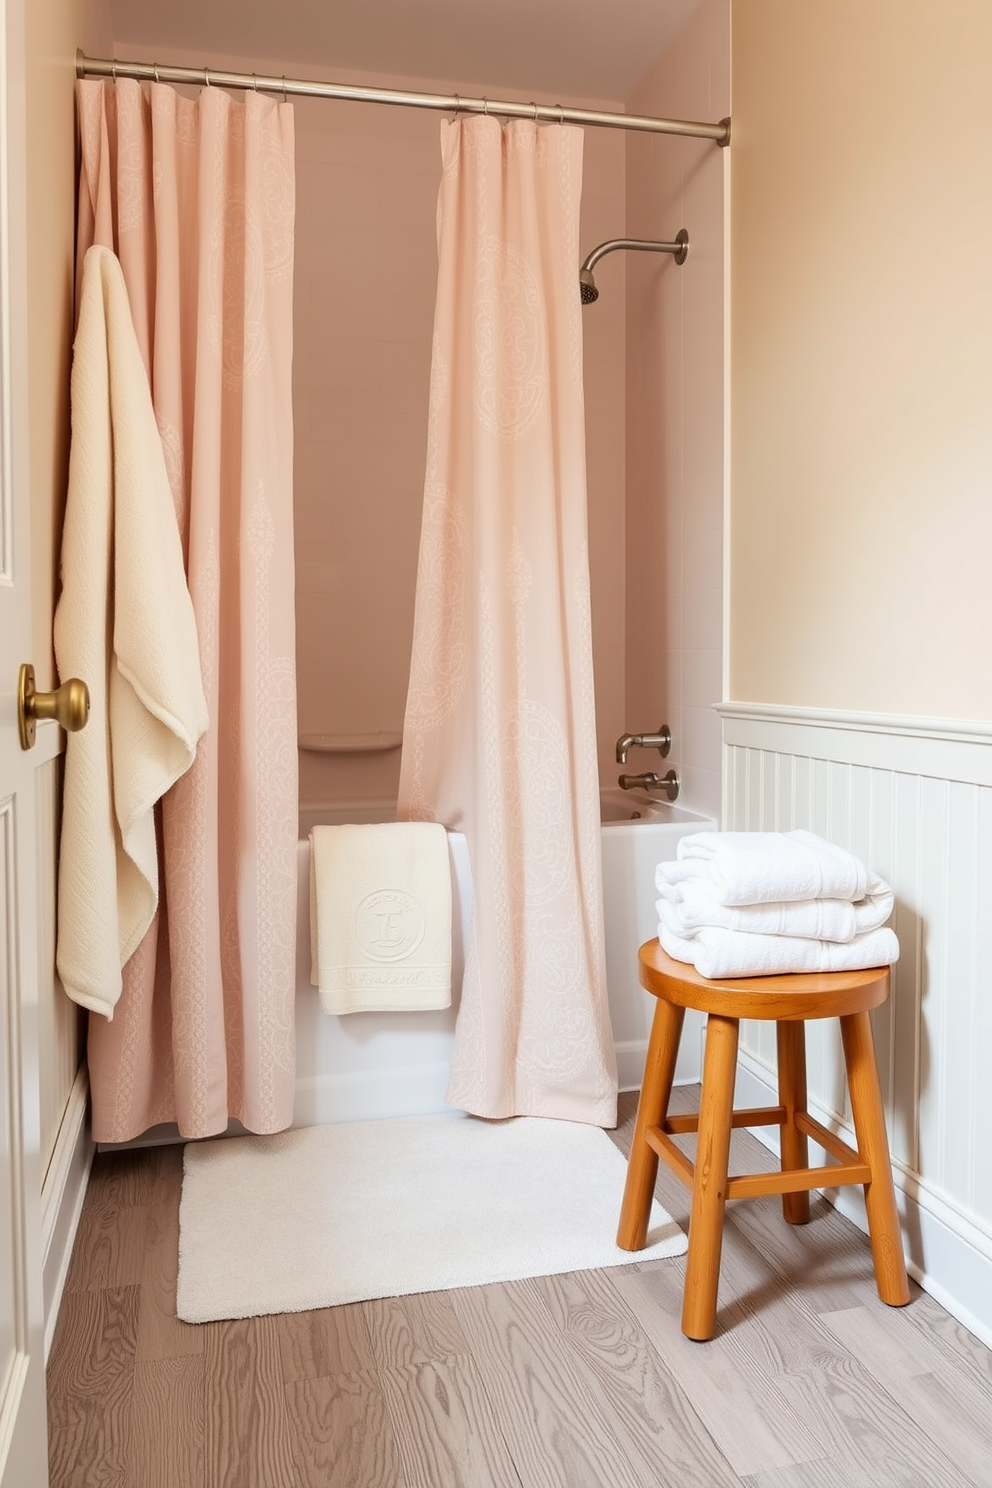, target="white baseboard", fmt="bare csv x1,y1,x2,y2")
616,1041,648,1093
107,1041,646,1146
294,1037,694,1123
734,1051,992,1351
616,1017,704,1095
41,1066,93,1359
